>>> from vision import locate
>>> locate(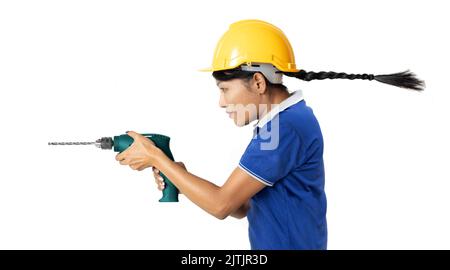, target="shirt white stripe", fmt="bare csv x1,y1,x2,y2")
238,162,273,186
